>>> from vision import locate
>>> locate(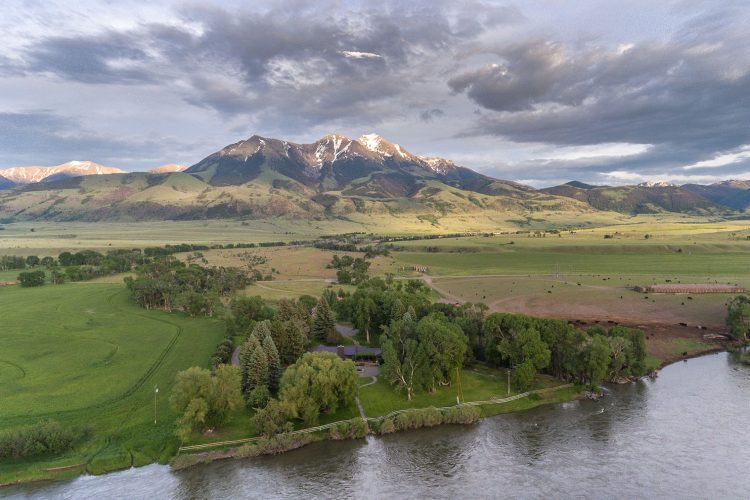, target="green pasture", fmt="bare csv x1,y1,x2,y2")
0,283,223,484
